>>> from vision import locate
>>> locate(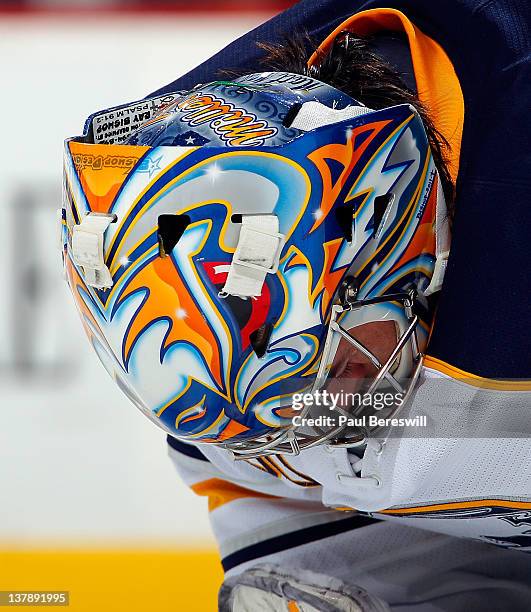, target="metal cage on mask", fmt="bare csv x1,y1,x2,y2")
217,100,449,459
222,282,423,460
